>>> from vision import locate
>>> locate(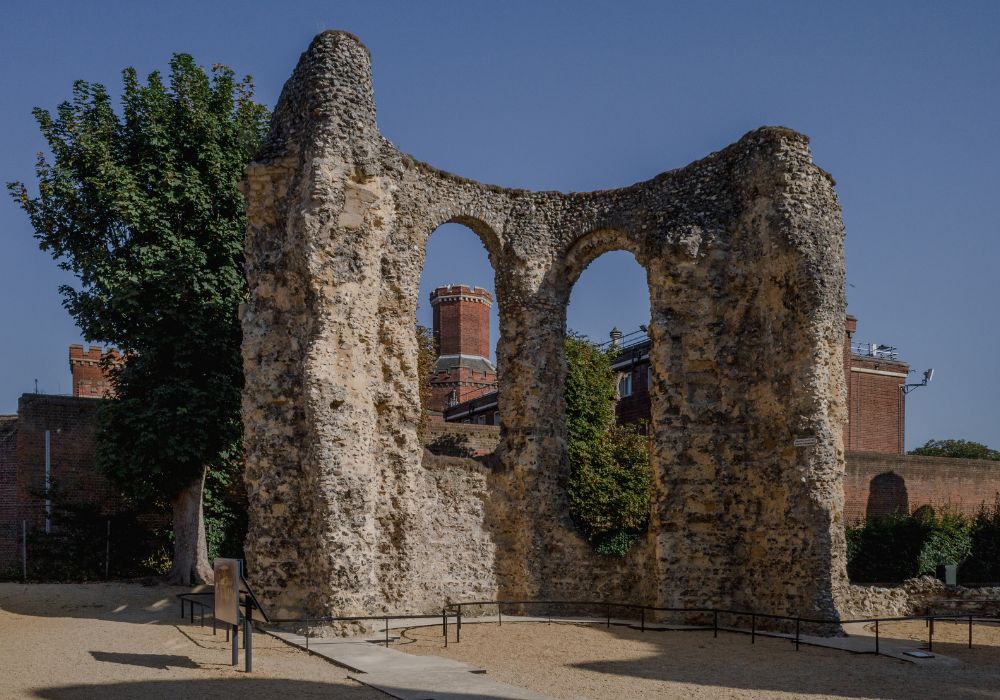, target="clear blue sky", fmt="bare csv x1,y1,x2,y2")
1,1,997,450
